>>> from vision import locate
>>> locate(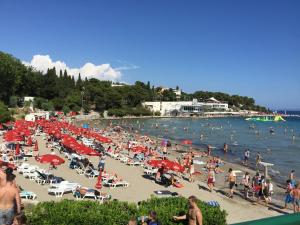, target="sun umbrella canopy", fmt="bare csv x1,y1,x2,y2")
147,159,184,172
38,154,65,165
131,146,148,153
181,139,192,145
